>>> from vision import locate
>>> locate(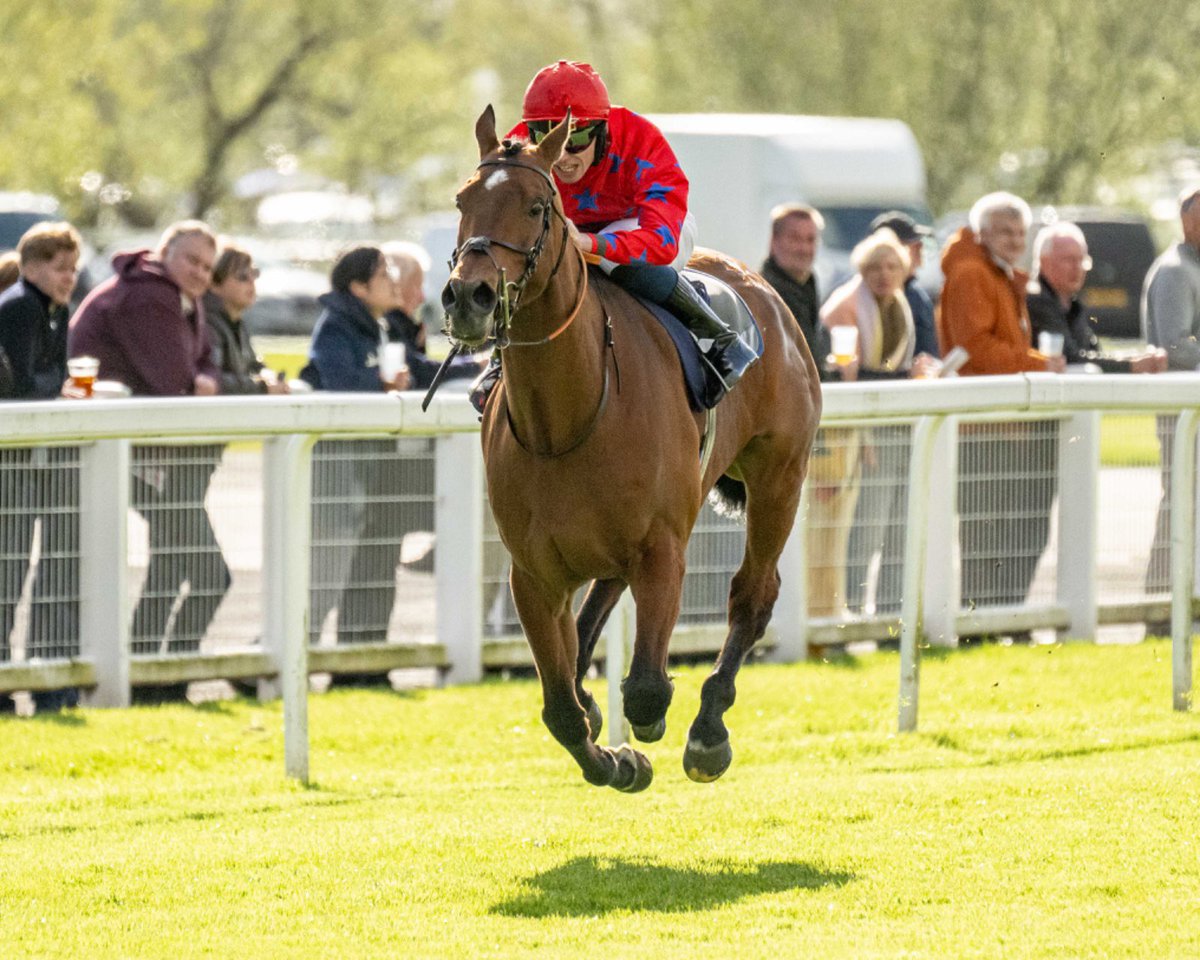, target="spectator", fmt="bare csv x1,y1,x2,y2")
306,246,411,685
0,222,82,712
760,203,829,364
1028,222,1166,373
70,221,230,678
0,251,19,293
938,192,1062,627
821,230,940,617
868,211,939,358
381,240,483,391
1141,186,1200,599
204,242,288,394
